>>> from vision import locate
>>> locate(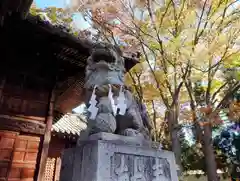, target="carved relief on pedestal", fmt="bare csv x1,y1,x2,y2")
111,153,171,181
